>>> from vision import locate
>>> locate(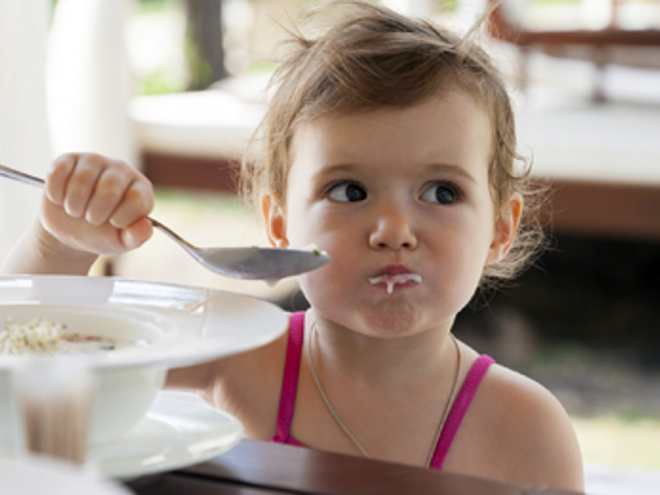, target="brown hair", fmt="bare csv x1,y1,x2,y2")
241,0,545,286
